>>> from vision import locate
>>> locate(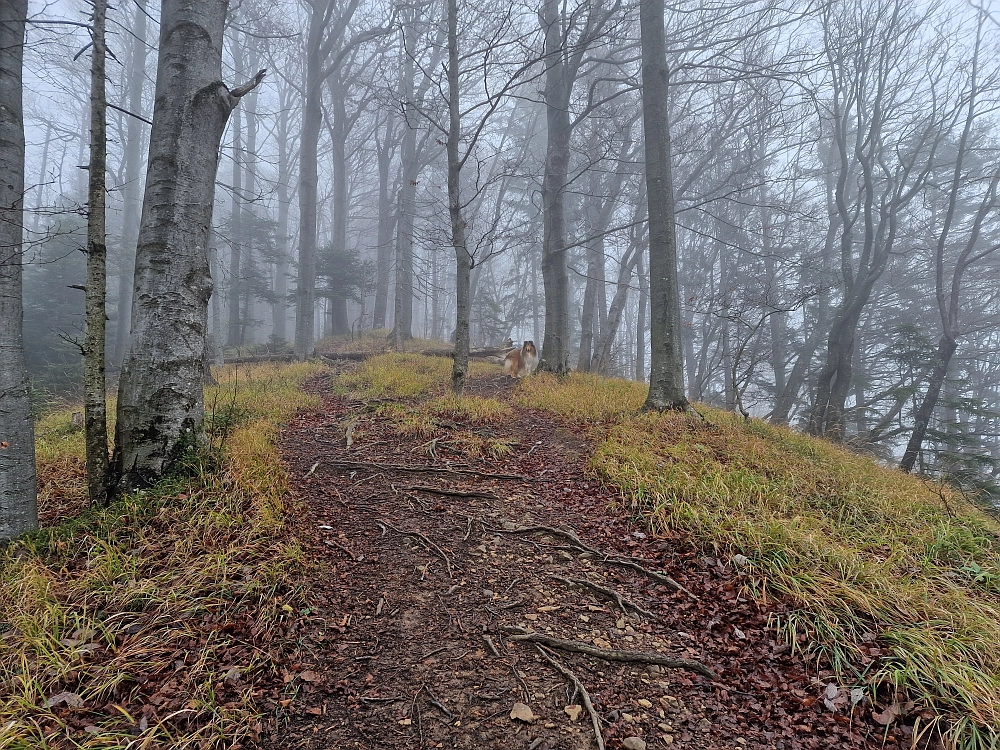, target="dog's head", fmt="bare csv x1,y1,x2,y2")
522,340,537,357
